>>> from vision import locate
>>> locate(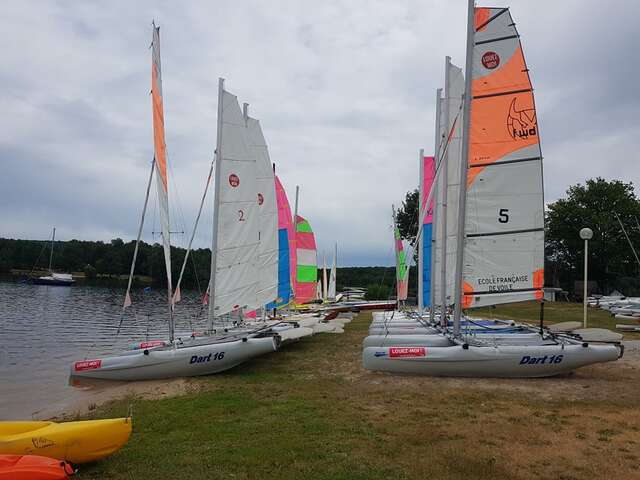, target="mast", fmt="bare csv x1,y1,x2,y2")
48,227,56,273
208,77,225,323
452,0,475,335
418,150,424,313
